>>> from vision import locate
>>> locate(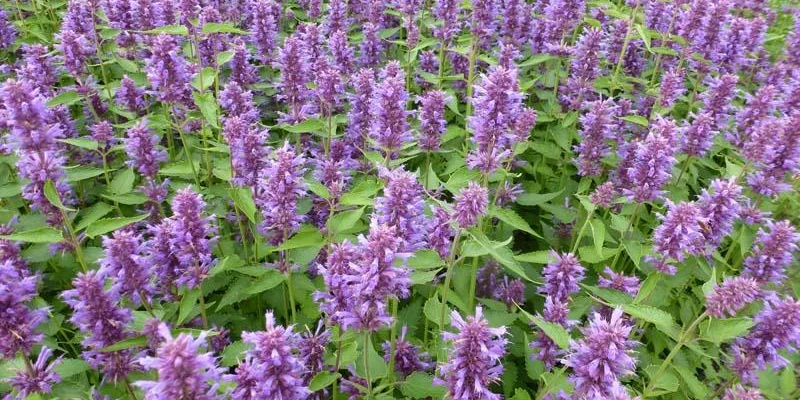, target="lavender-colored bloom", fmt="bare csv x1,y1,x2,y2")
433,0,461,43
0,259,47,359
249,0,280,62
98,229,152,304
298,23,325,68
345,68,375,148
147,221,181,299
563,308,638,398
680,111,715,157
530,296,572,370
574,99,617,176
1,79,62,152
62,271,137,382
374,167,427,251
328,30,355,75
314,57,345,117
496,42,521,69
730,85,777,148
697,178,741,248
16,150,73,227
197,7,226,66
436,307,507,400
723,385,763,400
137,324,228,399
598,267,640,297
743,114,800,197
416,50,439,88
228,39,258,86
116,75,147,112
314,241,359,326
7,347,61,398
540,251,585,302
590,182,618,208
298,322,329,382
239,311,309,399
57,29,95,76
476,261,501,299
396,0,423,47
359,22,383,67
742,220,800,286
466,66,536,174
468,0,497,47
220,81,258,122
323,0,350,35
90,121,117,153
659,69,685,108
167,187,218,289
427,206,454,259
561,28,604,109
145,34,193,104
125,119,167,179
454,181,488,229
624,117,678,203
494,277,526,307
650,200,706,275
15,45,58,94
369,61,412,155
495,181,523,206
417,90,448,151
275,35,314,124
699,74,738,129
383,326,431,377
0,9,16,49
256,142,307,245
223,116,269,188
729,296,800,384
706,276,762,318
498,0,531,47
